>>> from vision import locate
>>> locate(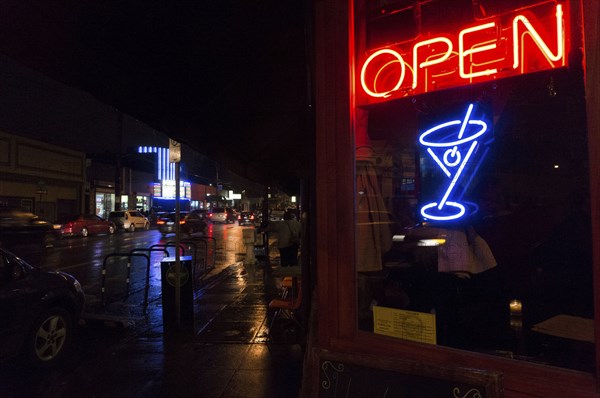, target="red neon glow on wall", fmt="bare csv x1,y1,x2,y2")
358,1,569,104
